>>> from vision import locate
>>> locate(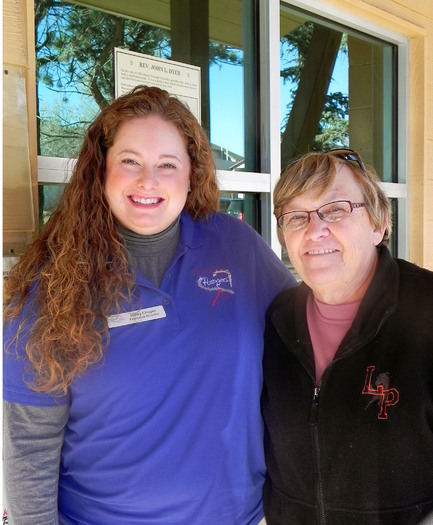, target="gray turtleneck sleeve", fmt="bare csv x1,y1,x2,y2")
3,400,69,524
